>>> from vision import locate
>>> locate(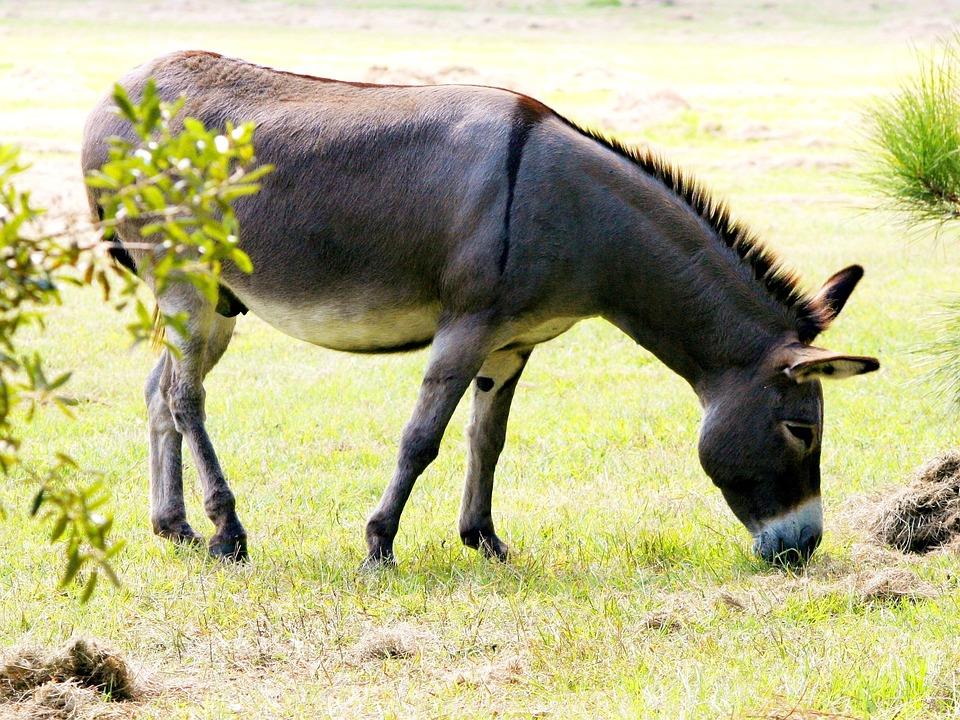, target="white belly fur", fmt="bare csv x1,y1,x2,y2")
244,294,582,354
247,297,441,352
